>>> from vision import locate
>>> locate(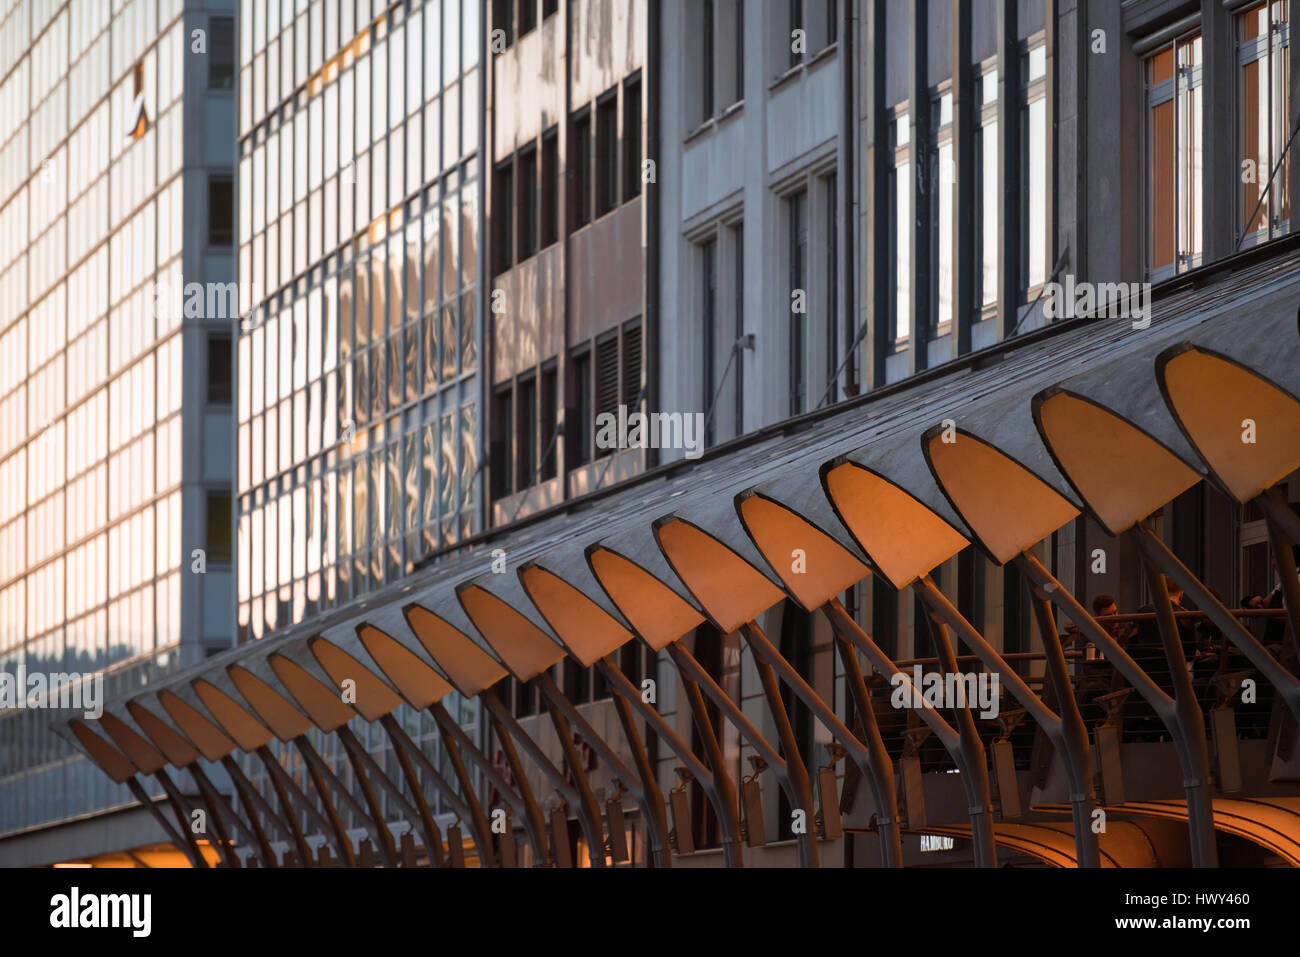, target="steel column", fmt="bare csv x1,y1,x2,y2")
377,715,447,866
741,619,903,866
606,674,675,867
430,702,550,865
1026,592,1102,867
481,689,607,867
827,621,904,867
1141,556,1219,867
219,755,280,866
920,614,998,868
533,670,670,868
748,643,820,868
255,745,324,865
914,574,1100,867
597,656,744,867
291,739,358,866
123,778,202,866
